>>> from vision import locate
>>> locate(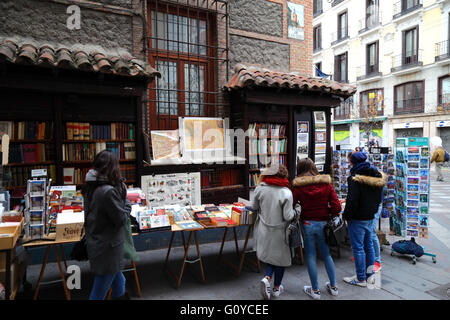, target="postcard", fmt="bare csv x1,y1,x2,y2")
396,151,405,163
407,184,418,192
420,206,428,214
315,131,326,143
407,229,419,237
419,183,428,192
408,170,419,176
408,147,420,154
408,177,419,185
408,155,420,162
407,200,419,207
315,143,326,154
407,214,419,221
419,215,429,227
407,162,419,169
407,192,419,200
419,158,429,169
419,170,428,181
407,207,419,215
28,180,46,196
419,227,429,239
30,196,45,210
420,147,429,157
419,194,428,203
